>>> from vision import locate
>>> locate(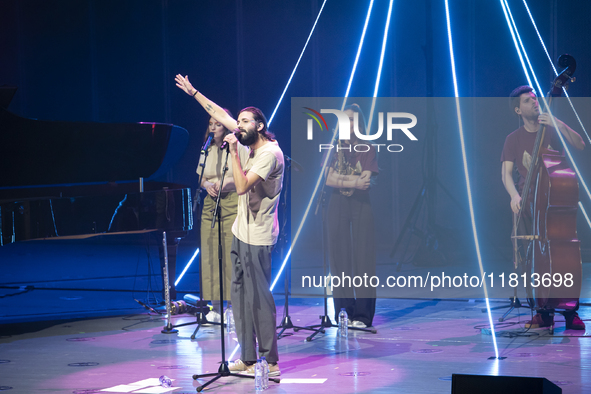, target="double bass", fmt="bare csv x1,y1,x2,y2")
514,54,582,314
